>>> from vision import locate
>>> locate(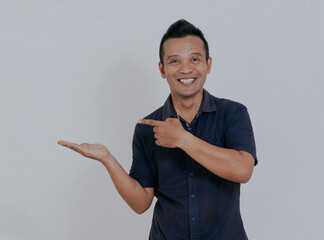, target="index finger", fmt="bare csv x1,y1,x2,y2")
139,119,163,127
